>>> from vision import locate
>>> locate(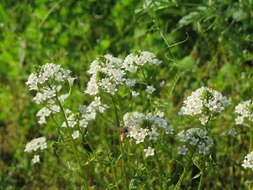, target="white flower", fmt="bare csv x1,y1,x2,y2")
144,147,155,157
123,111,173,144
149,128,159,140
199,115,209,125
79,119,88,128
125,79,136,87
67,77,76,87
131,91,139,97
26,64,74,124
59,93,70,103
25,137,47,152
26,73,39,90
85,51,161,96
122,51,161,73
85,75,99,95
104,54,123,65
178,145,188,155
177,128,213,155
32,155,40,164
26,63,74,105
160,80,166,87
155,111,164,118
87,60,101,75
179,87,229,125
78,97,107,128
26,63,72,92
146,85,155,94
98,78,117,94
122,54,139,73
235,100,253,125
36,107,51,125
138,51,161,65
242,151,253,170
72,131,80,139
36,105,60,125
235,116,244,125
33,87,56,104
85,55,125,95
61,109,77,128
